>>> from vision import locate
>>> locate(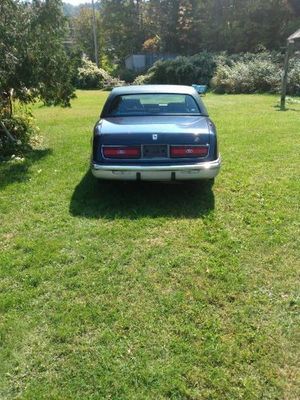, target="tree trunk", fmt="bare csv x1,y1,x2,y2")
0,89,16,143
0,89,13,118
